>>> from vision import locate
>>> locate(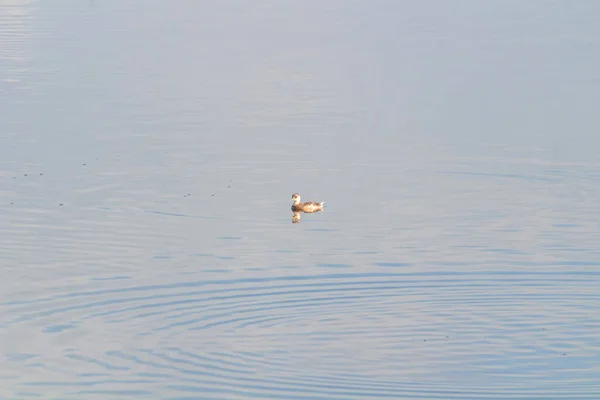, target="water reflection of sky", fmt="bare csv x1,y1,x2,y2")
1,1,600,399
